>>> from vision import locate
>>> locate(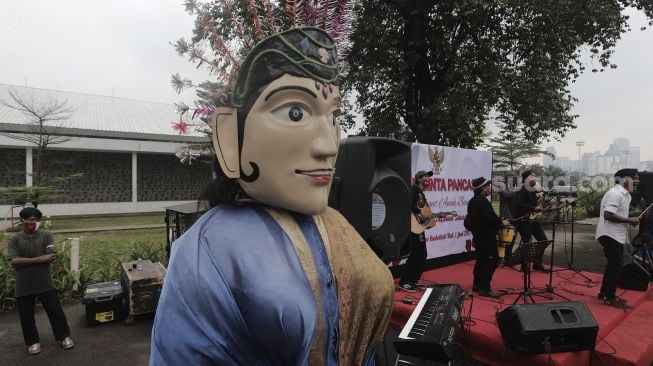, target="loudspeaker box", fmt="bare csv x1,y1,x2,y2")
496,301,598,354
328,136,411,260
618,262,651,291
